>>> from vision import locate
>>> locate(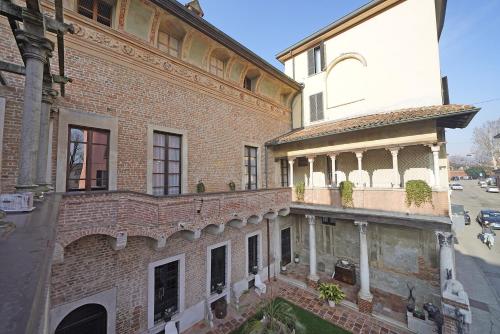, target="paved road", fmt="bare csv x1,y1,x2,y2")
451,180,500,334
